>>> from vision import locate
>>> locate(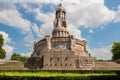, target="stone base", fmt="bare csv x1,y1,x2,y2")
25,50,94,70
